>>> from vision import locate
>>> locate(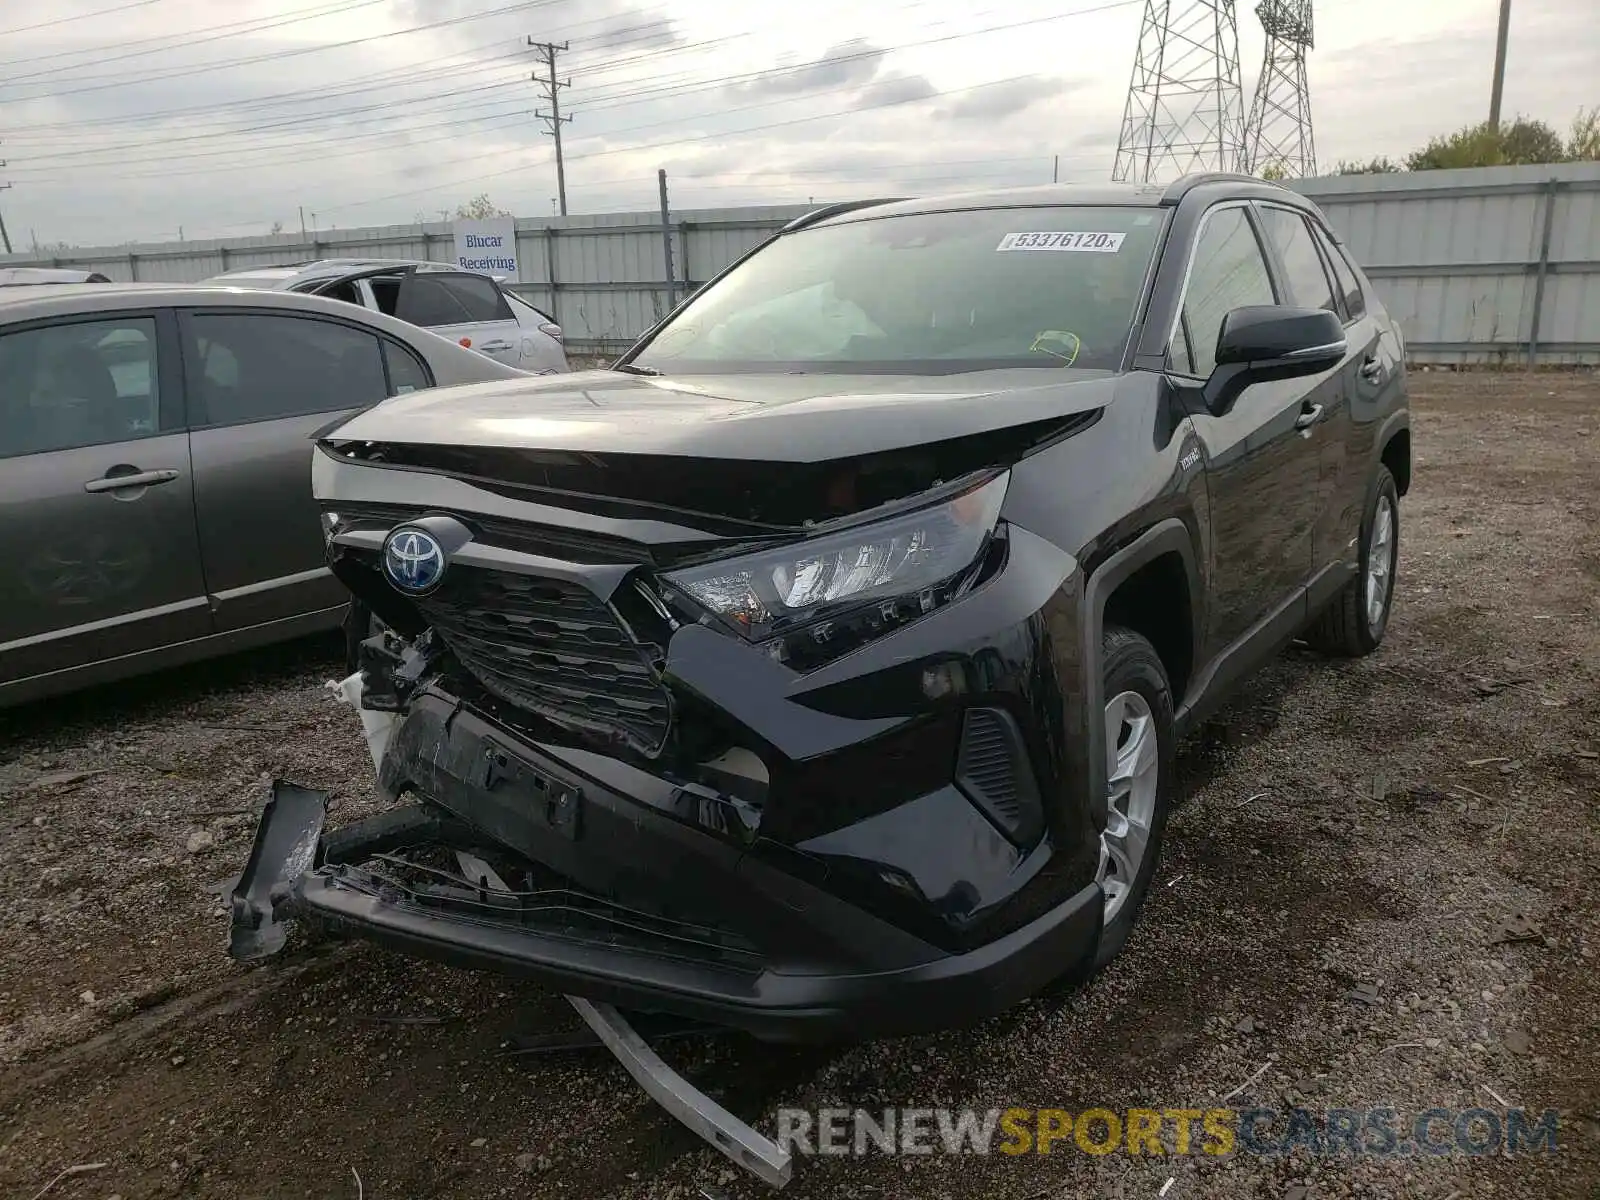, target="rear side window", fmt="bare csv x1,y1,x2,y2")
0,317,161,457
396,275,475,327
188,312,389,425
438,273,512,322
1175,207,1278,378
383,340,431,394
1309,223,1367,319
1257,207,1336,314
